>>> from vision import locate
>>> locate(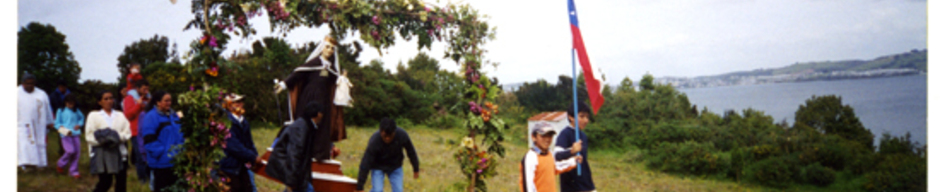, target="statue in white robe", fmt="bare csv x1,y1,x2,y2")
18,84,54,167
